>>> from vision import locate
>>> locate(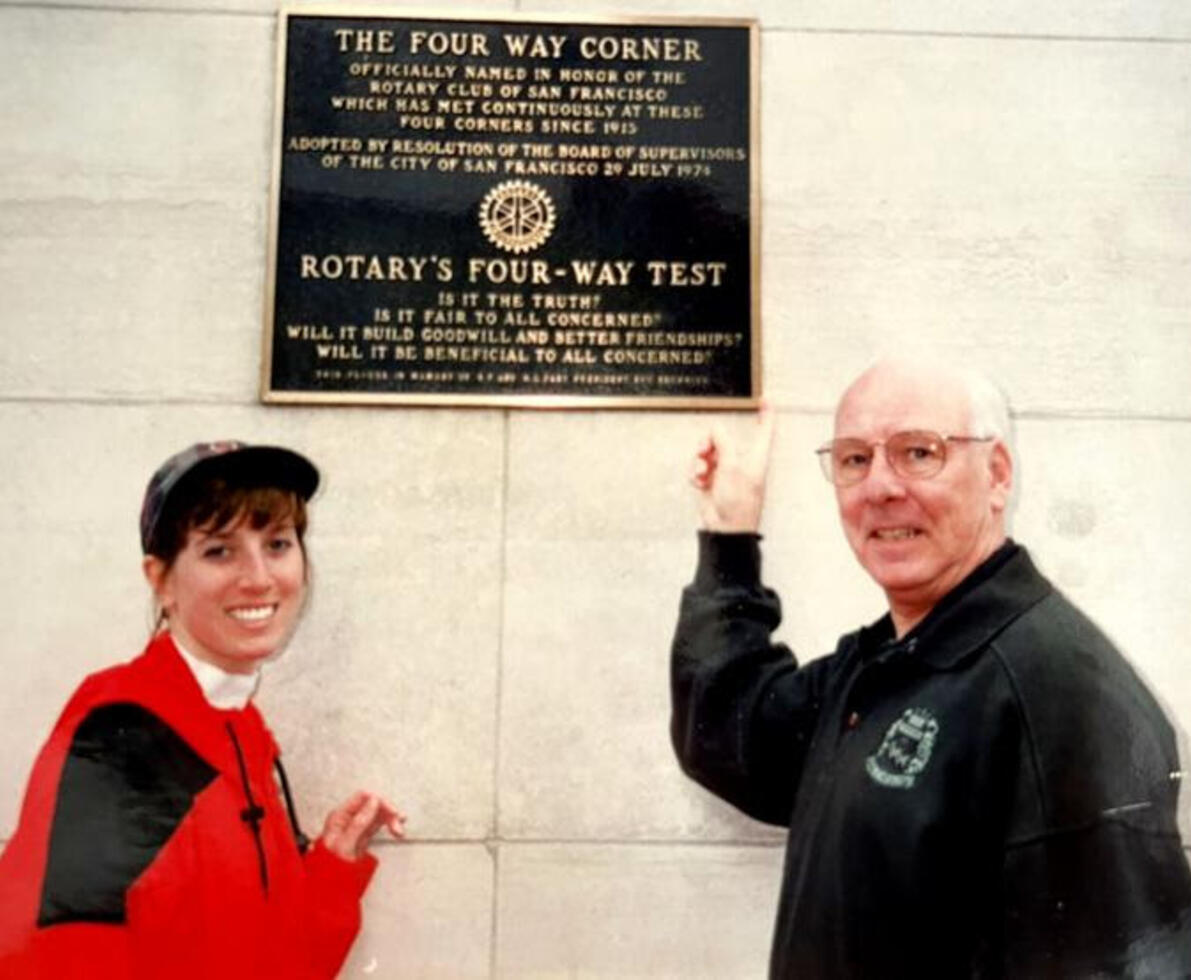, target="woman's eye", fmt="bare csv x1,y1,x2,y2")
268,537,294,552
201,545,230,560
